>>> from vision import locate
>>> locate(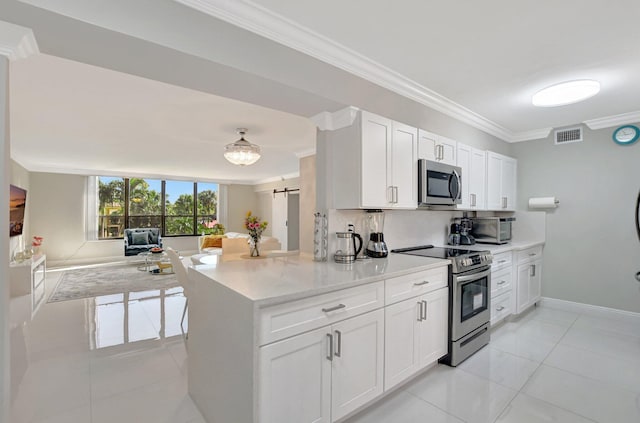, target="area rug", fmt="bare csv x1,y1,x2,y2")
48,263,180,303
